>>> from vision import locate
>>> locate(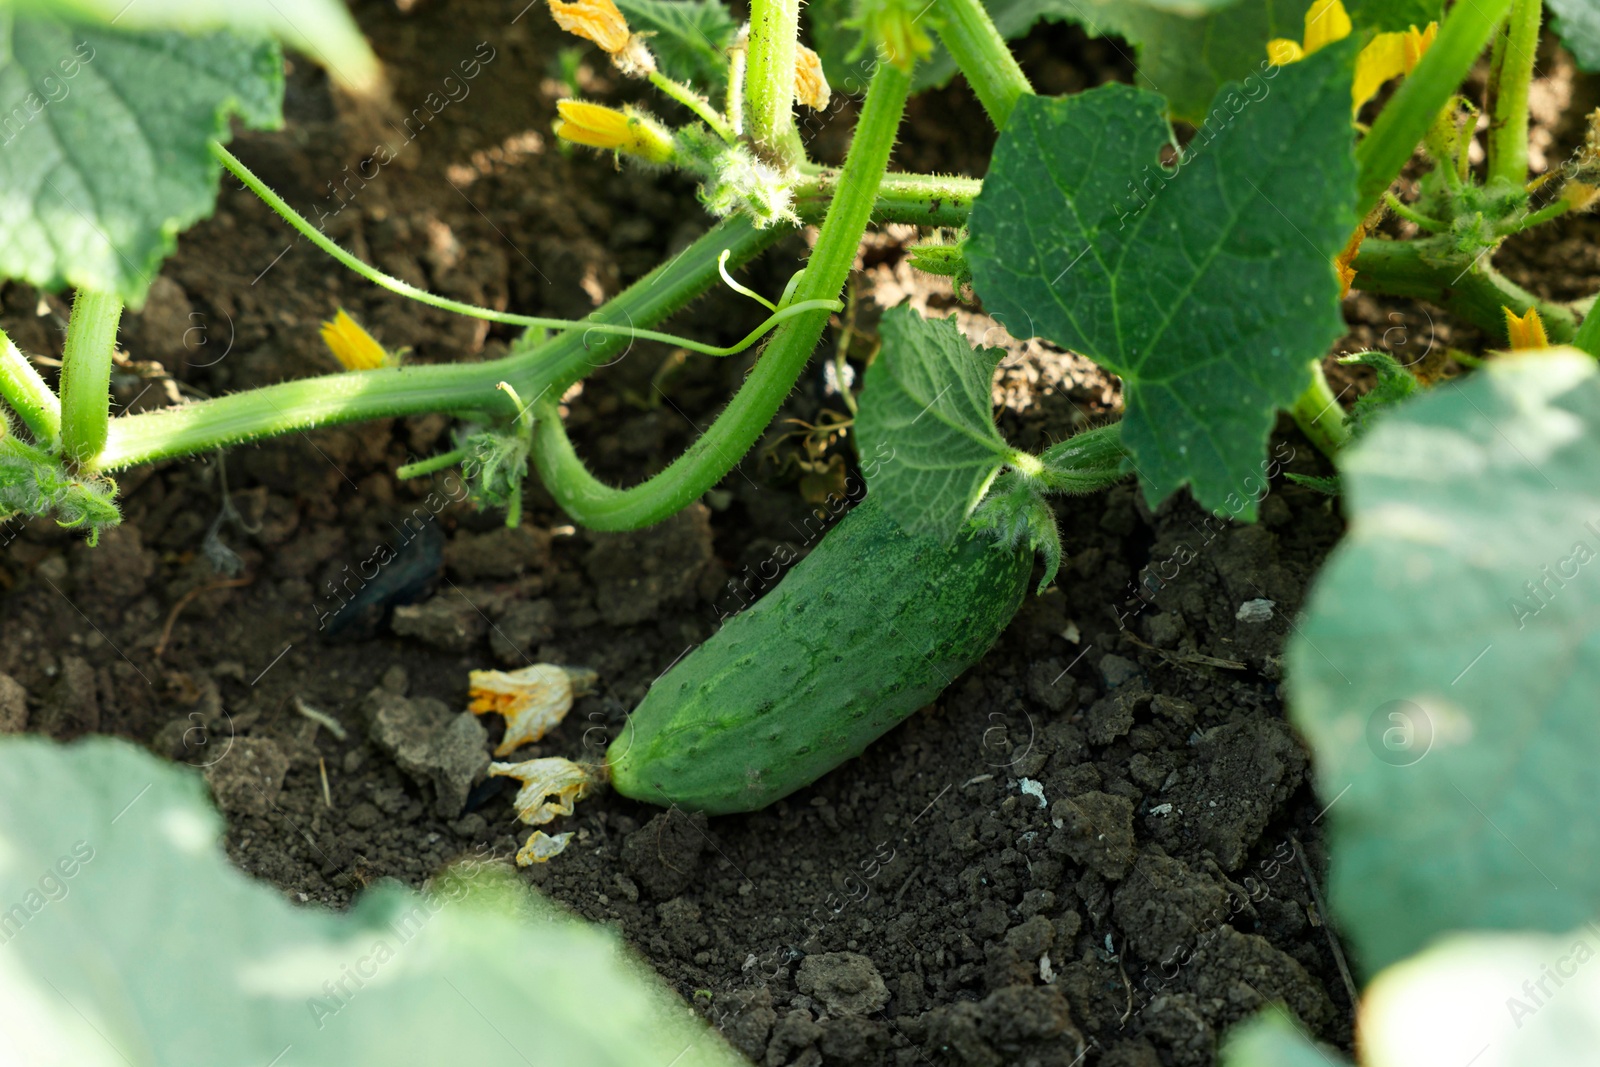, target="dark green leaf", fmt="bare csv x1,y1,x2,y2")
1289,350,1600,973
967,47,1358,519
1548,0,1600,70
855,306,1014,539
0,15,283,304
1346,0,1442,32
616,0,738,88
0,735,747,1065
